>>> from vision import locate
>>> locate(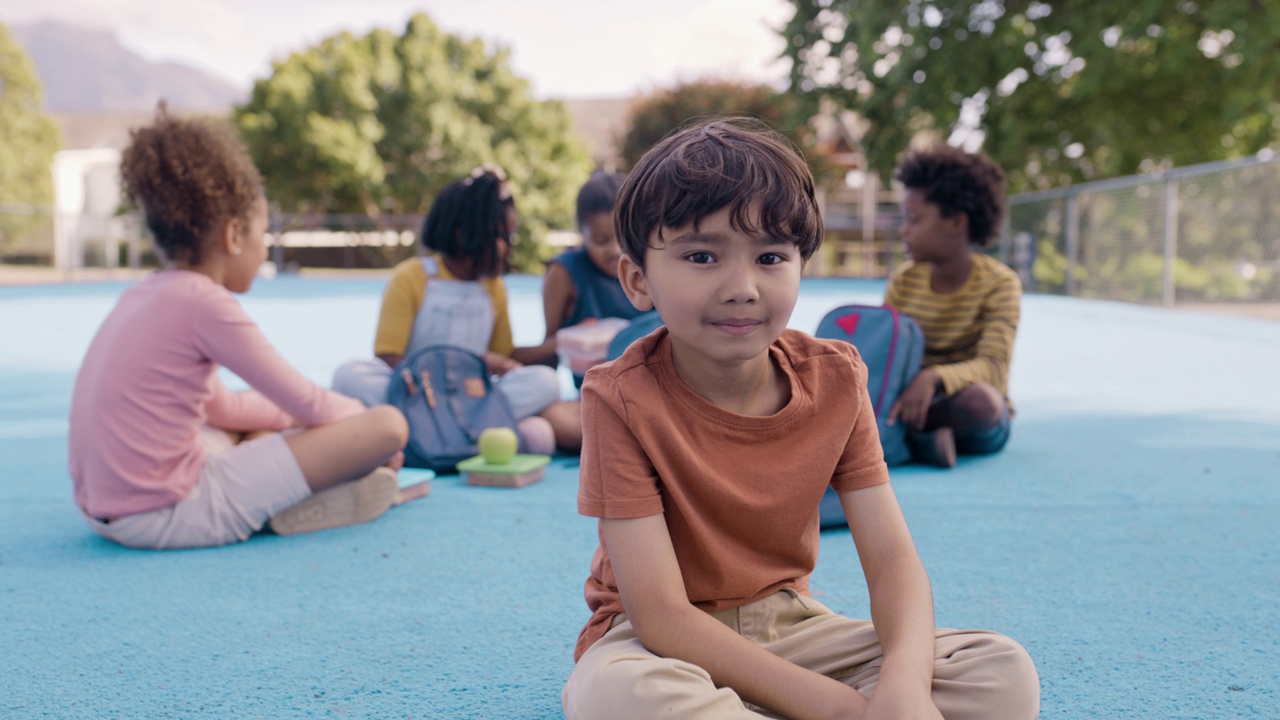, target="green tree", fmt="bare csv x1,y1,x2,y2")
620,79,831,181
783,1,1280,192
0,22,62,254
234,12,591,270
